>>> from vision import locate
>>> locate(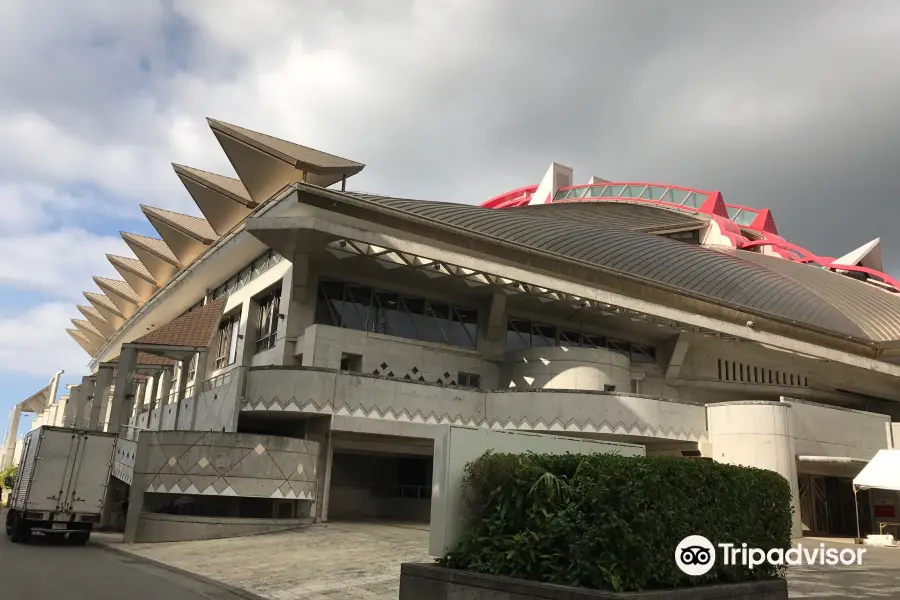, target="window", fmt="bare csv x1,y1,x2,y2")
630,379,641,394
212,250,283,300
214,313,241,369
340,353,363,372
255,287,281,353
316,279,478,349
458,372,481,388
187,354,198,382
604,384,617,392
